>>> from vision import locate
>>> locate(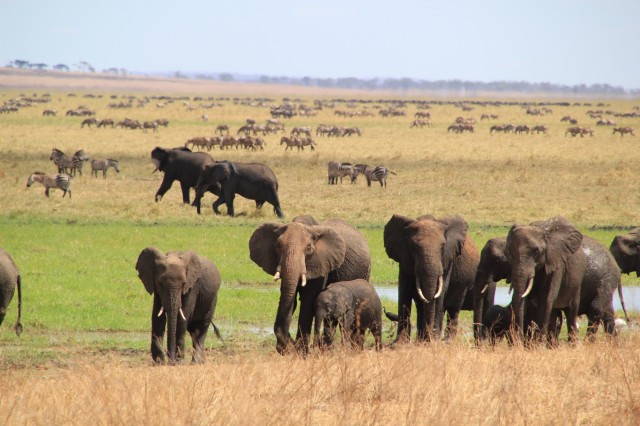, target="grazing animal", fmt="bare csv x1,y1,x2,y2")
280,136,302,152
143,121,158,133
90,159,120,178
81,118,98,128
97,118,115,128
290,126,312,137
49,148,88,176
365,166,396,188
26,172,72,198
327,161,355,184
531,125,548,135
613,127,635,137
215,124,229,135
